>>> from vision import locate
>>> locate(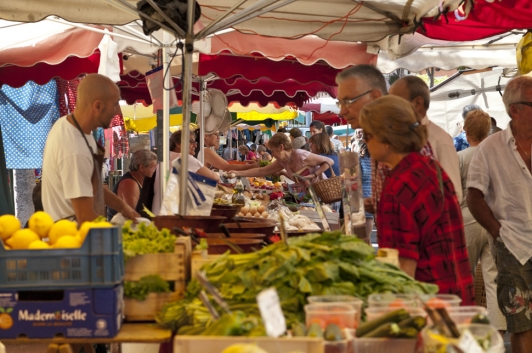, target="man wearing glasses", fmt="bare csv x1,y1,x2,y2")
467,75,532,353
